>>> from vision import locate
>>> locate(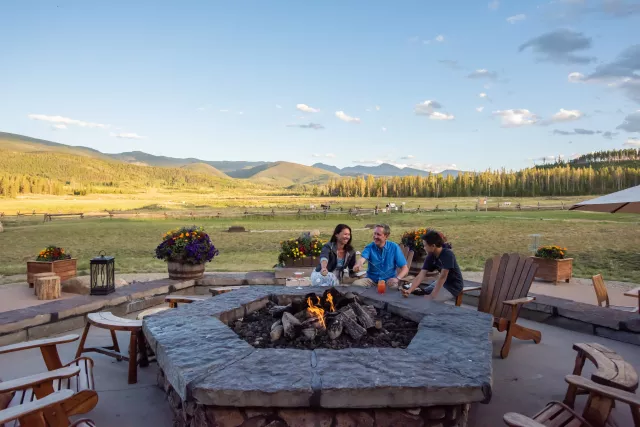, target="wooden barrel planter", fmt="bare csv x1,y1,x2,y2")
27,259,77,288
168,262,206,280
530,257,573,284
